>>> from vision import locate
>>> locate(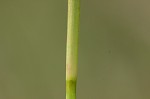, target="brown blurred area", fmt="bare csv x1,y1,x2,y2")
0,0,150,99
